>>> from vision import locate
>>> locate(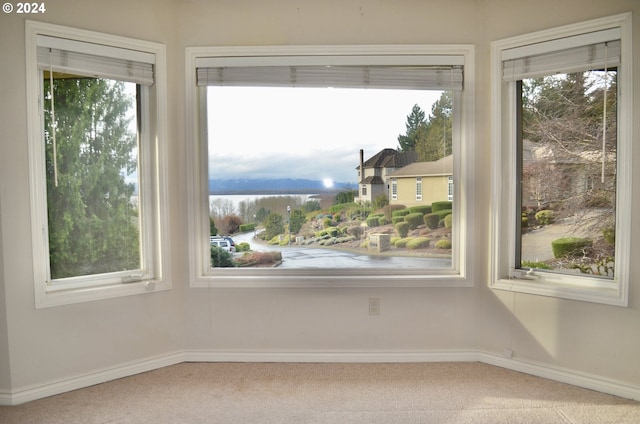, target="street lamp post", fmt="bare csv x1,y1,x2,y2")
287,205,291,244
